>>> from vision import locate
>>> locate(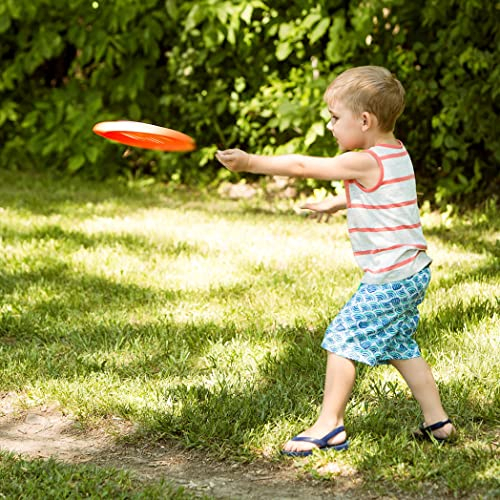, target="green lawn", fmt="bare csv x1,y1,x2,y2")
0,451,195,499
0,170,498,498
